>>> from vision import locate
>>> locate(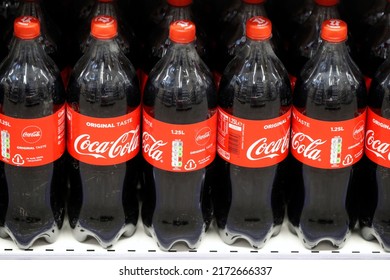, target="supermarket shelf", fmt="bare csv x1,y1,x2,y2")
0,218,389,260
